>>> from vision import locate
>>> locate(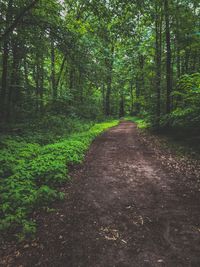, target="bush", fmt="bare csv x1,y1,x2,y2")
124,116,149,129
170,73,200,127
0,119,118,239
